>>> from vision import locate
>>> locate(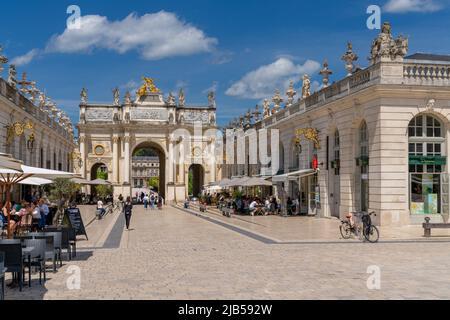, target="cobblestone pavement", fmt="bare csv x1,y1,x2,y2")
5,205,450,300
